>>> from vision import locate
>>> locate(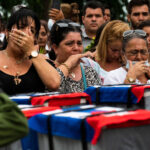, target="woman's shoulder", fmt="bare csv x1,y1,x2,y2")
82,57,101,73
84,66,98,75
82,57,99,66
83,65,97,72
